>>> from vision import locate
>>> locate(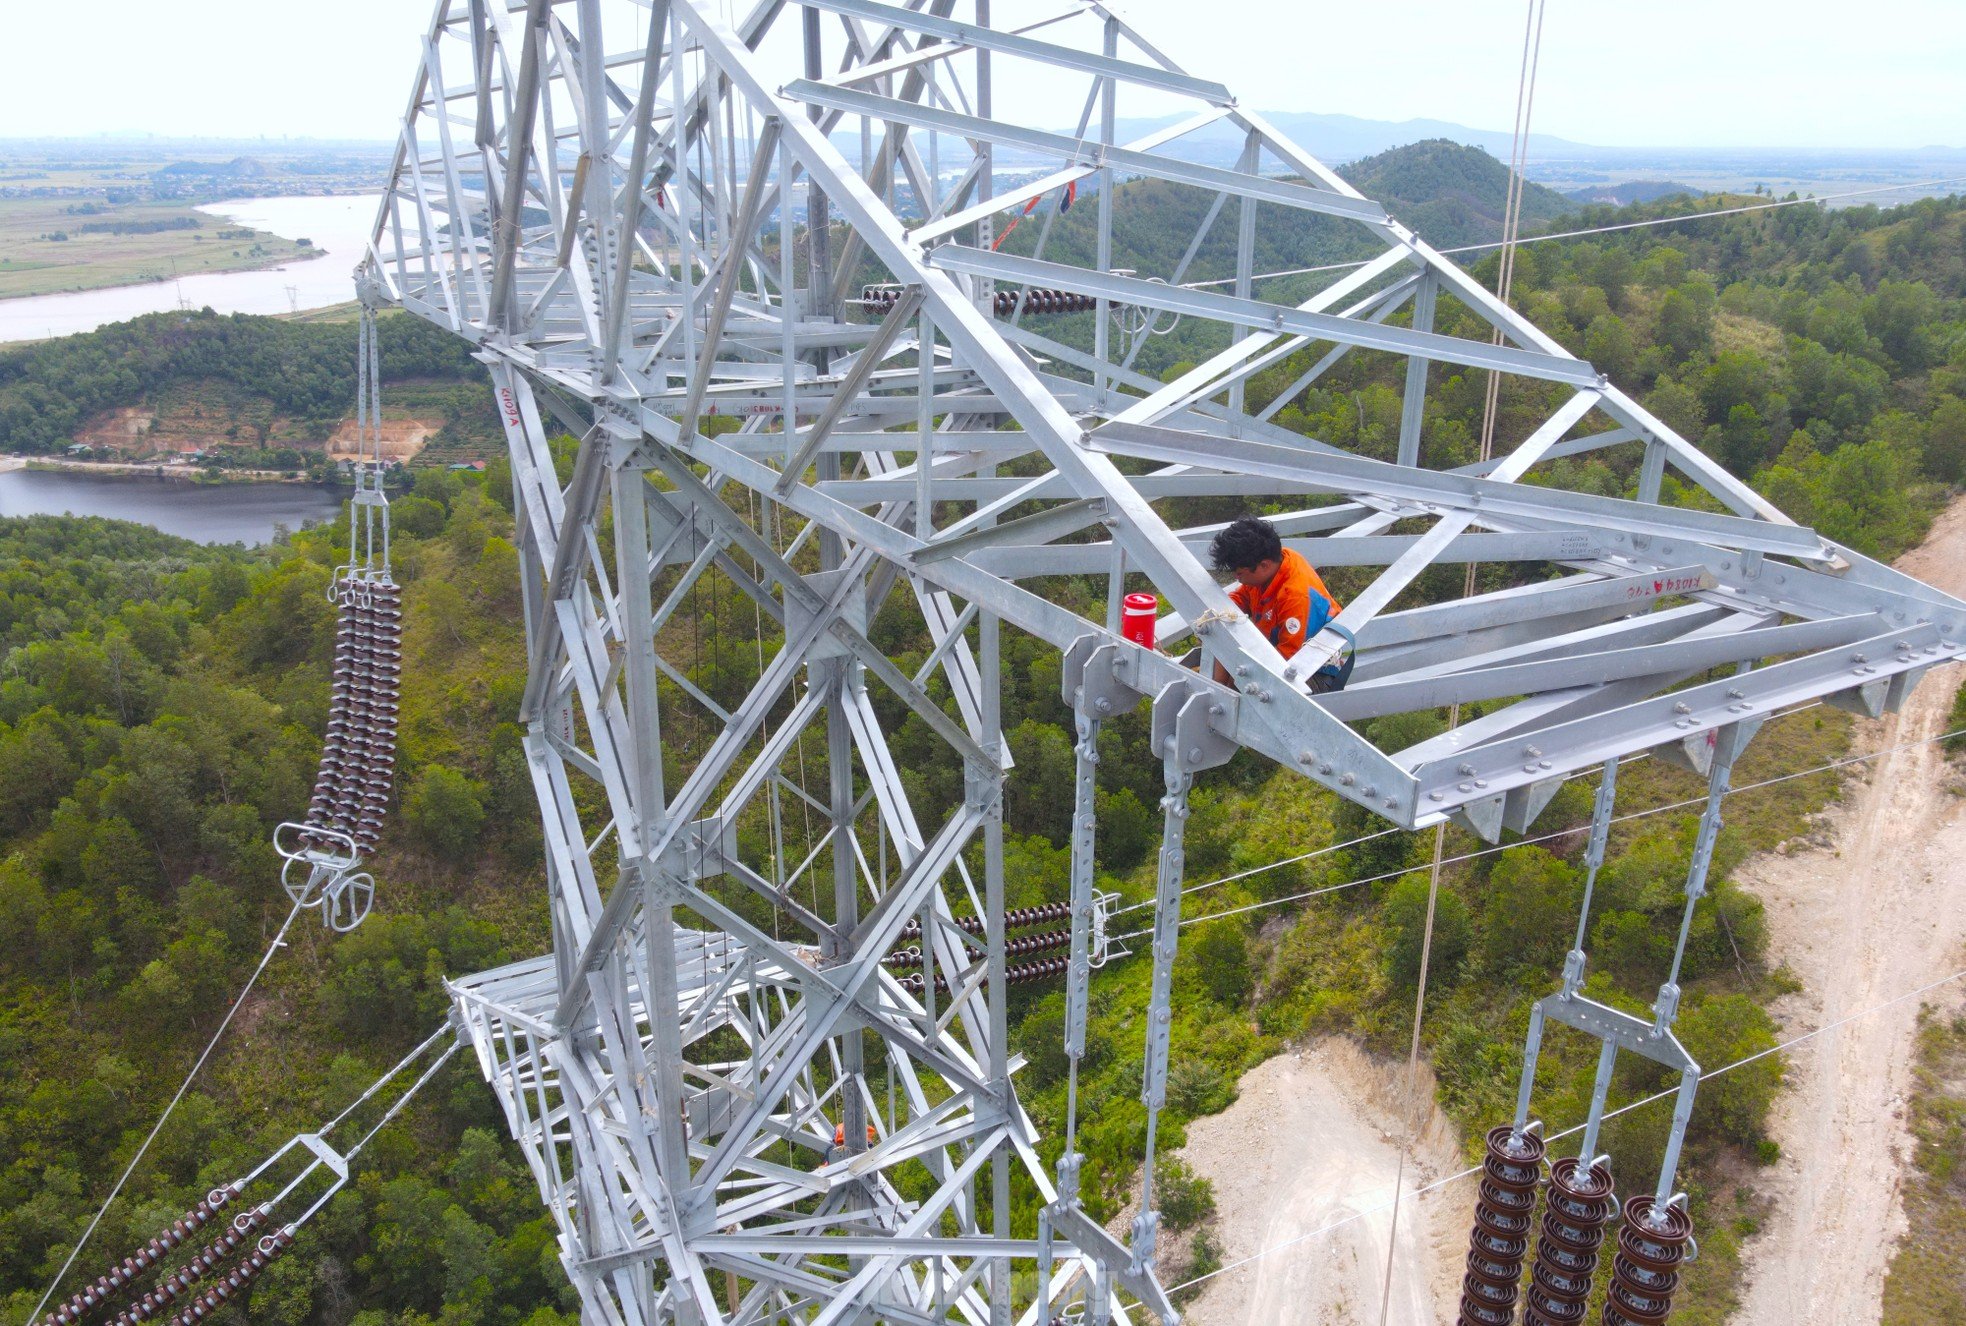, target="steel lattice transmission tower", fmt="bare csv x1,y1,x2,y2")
358,2,1966,1323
